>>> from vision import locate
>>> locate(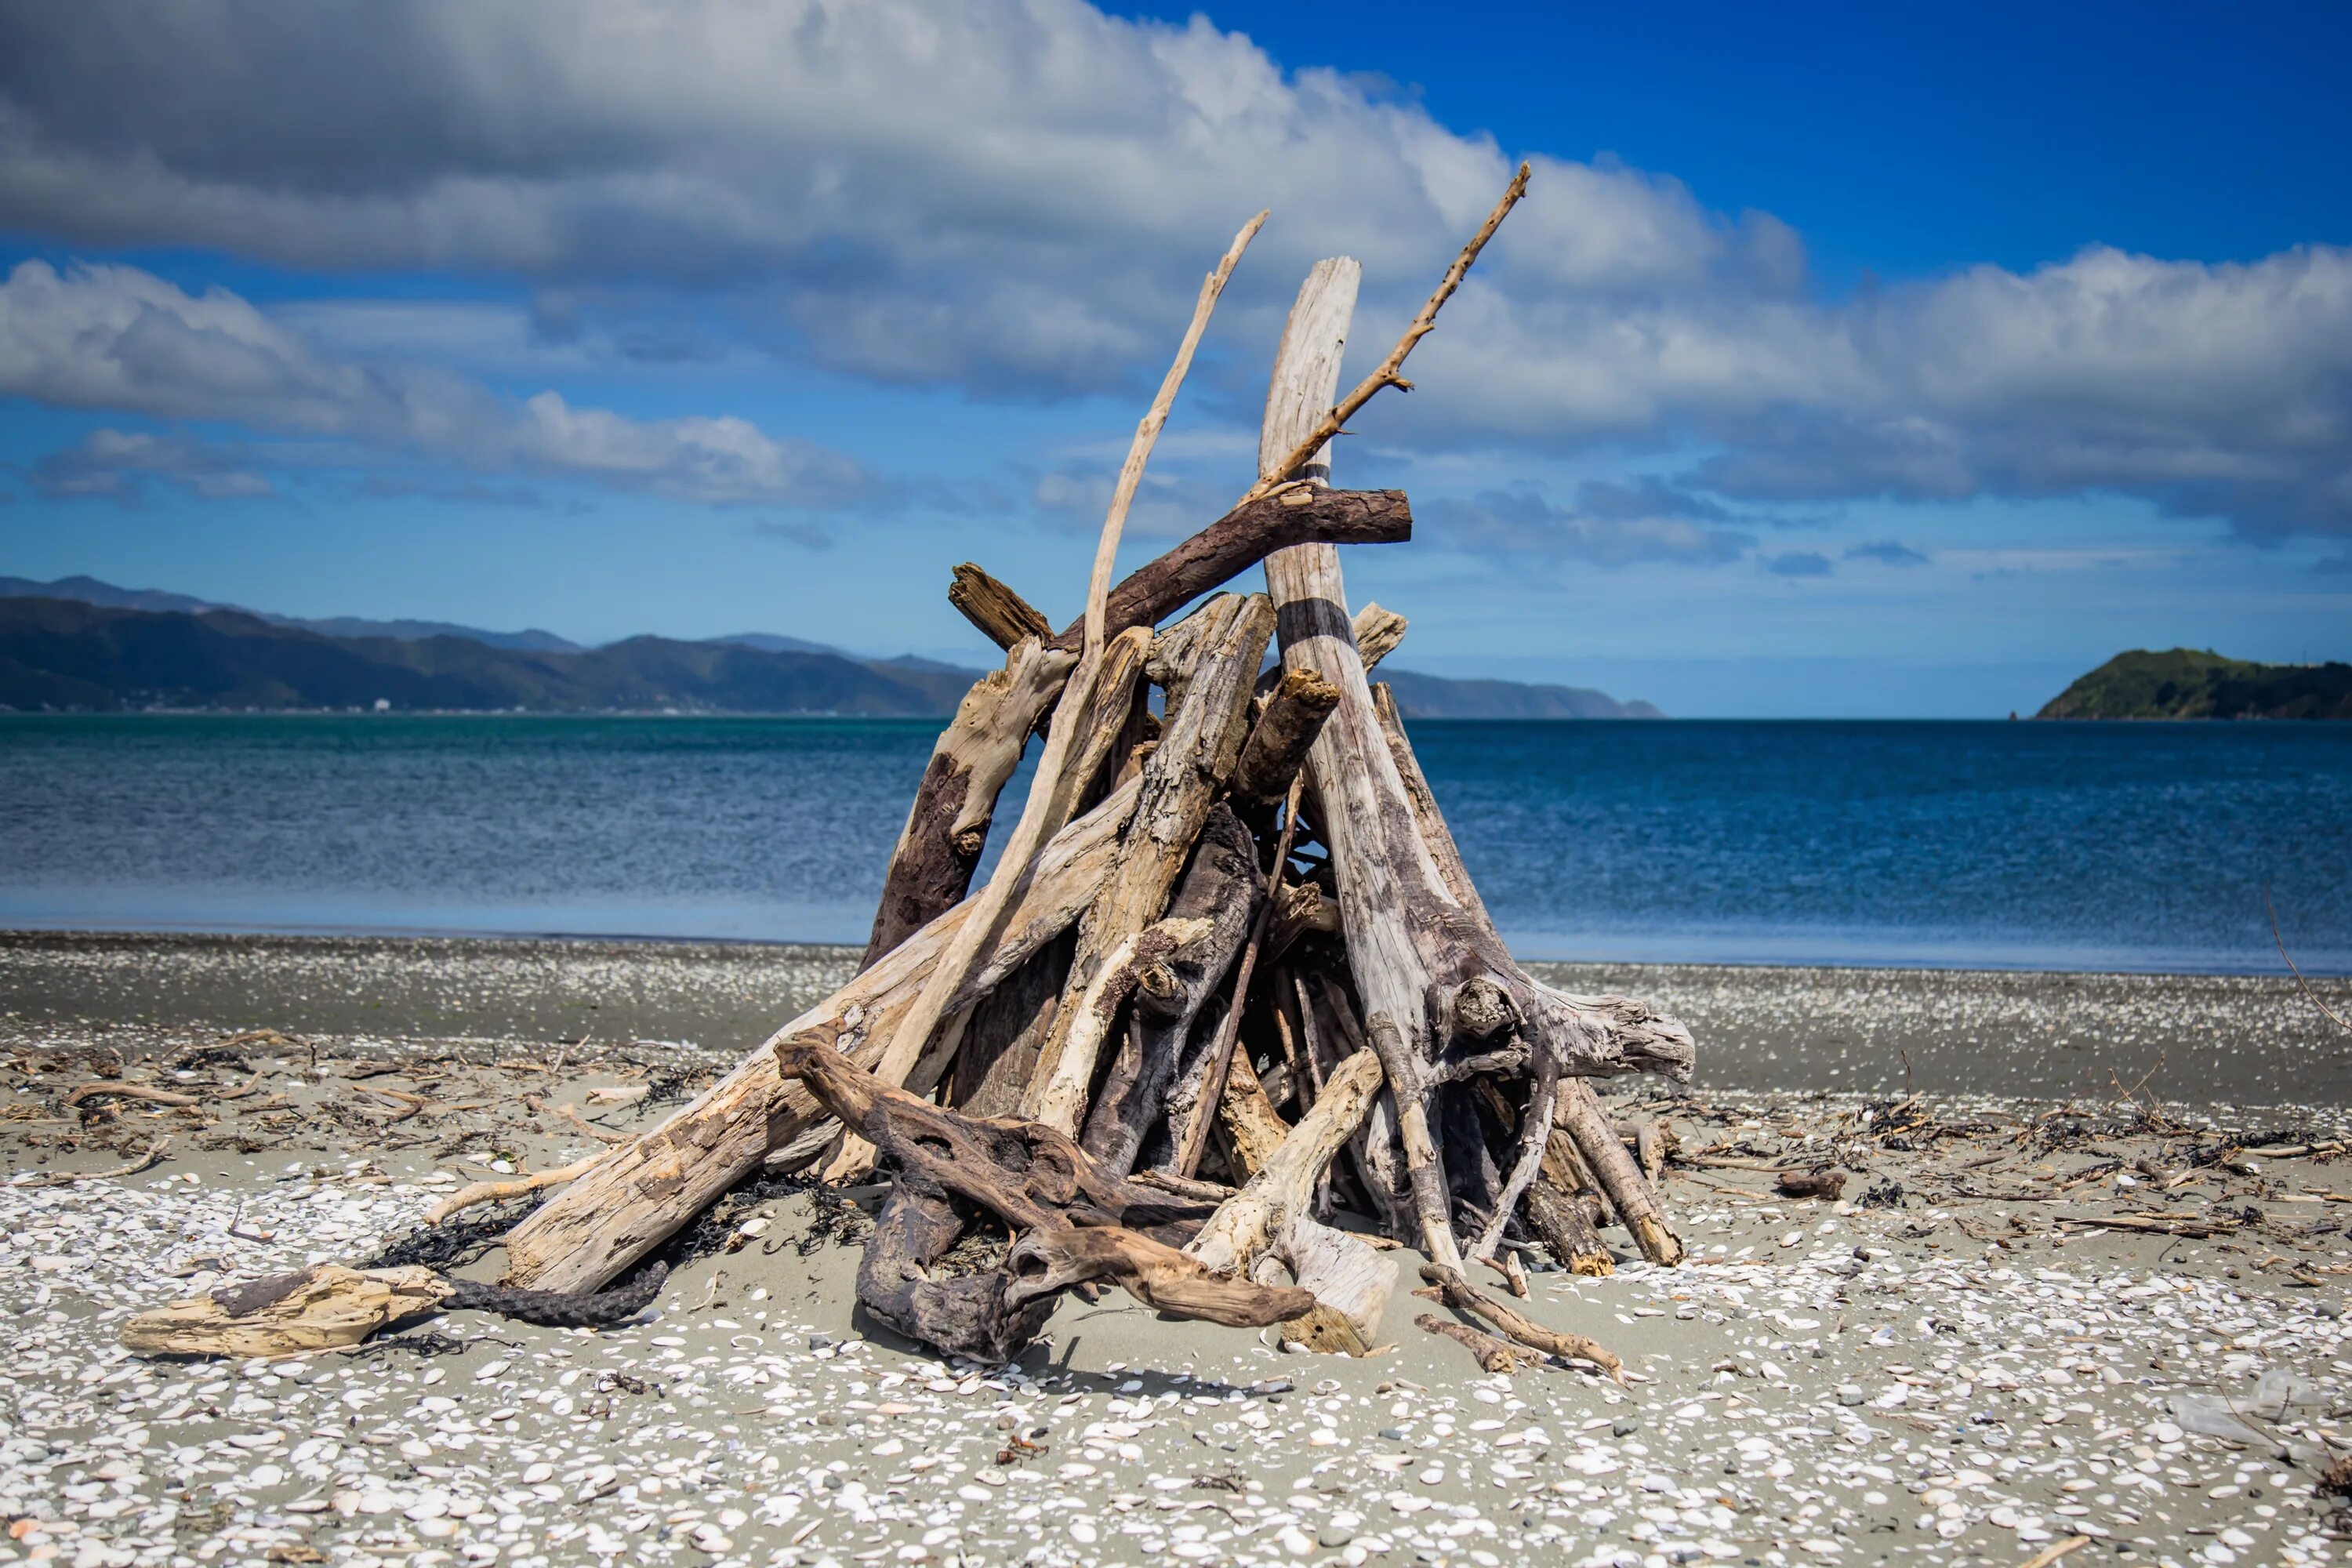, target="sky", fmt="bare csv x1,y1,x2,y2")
0,0,2347,717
